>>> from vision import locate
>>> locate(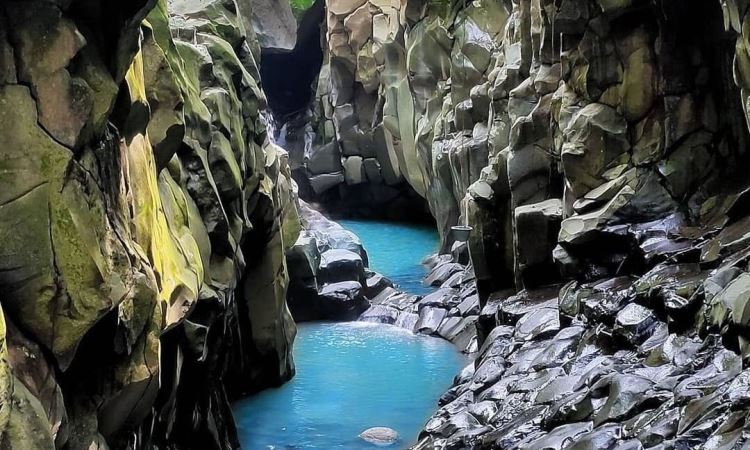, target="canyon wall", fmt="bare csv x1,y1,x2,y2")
311,0,750,296
306,1,750,447
0,0,299,448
